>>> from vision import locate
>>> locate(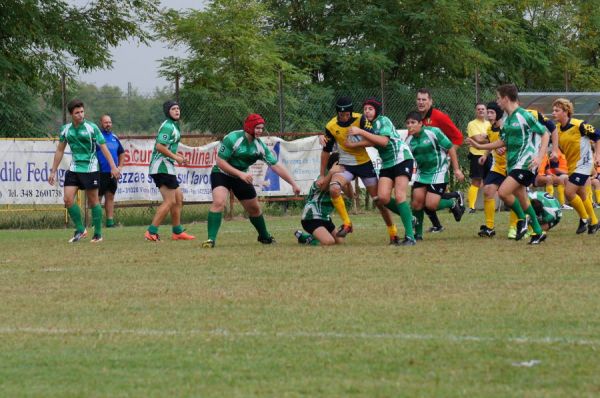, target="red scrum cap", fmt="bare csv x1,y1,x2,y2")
243,113,265,135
